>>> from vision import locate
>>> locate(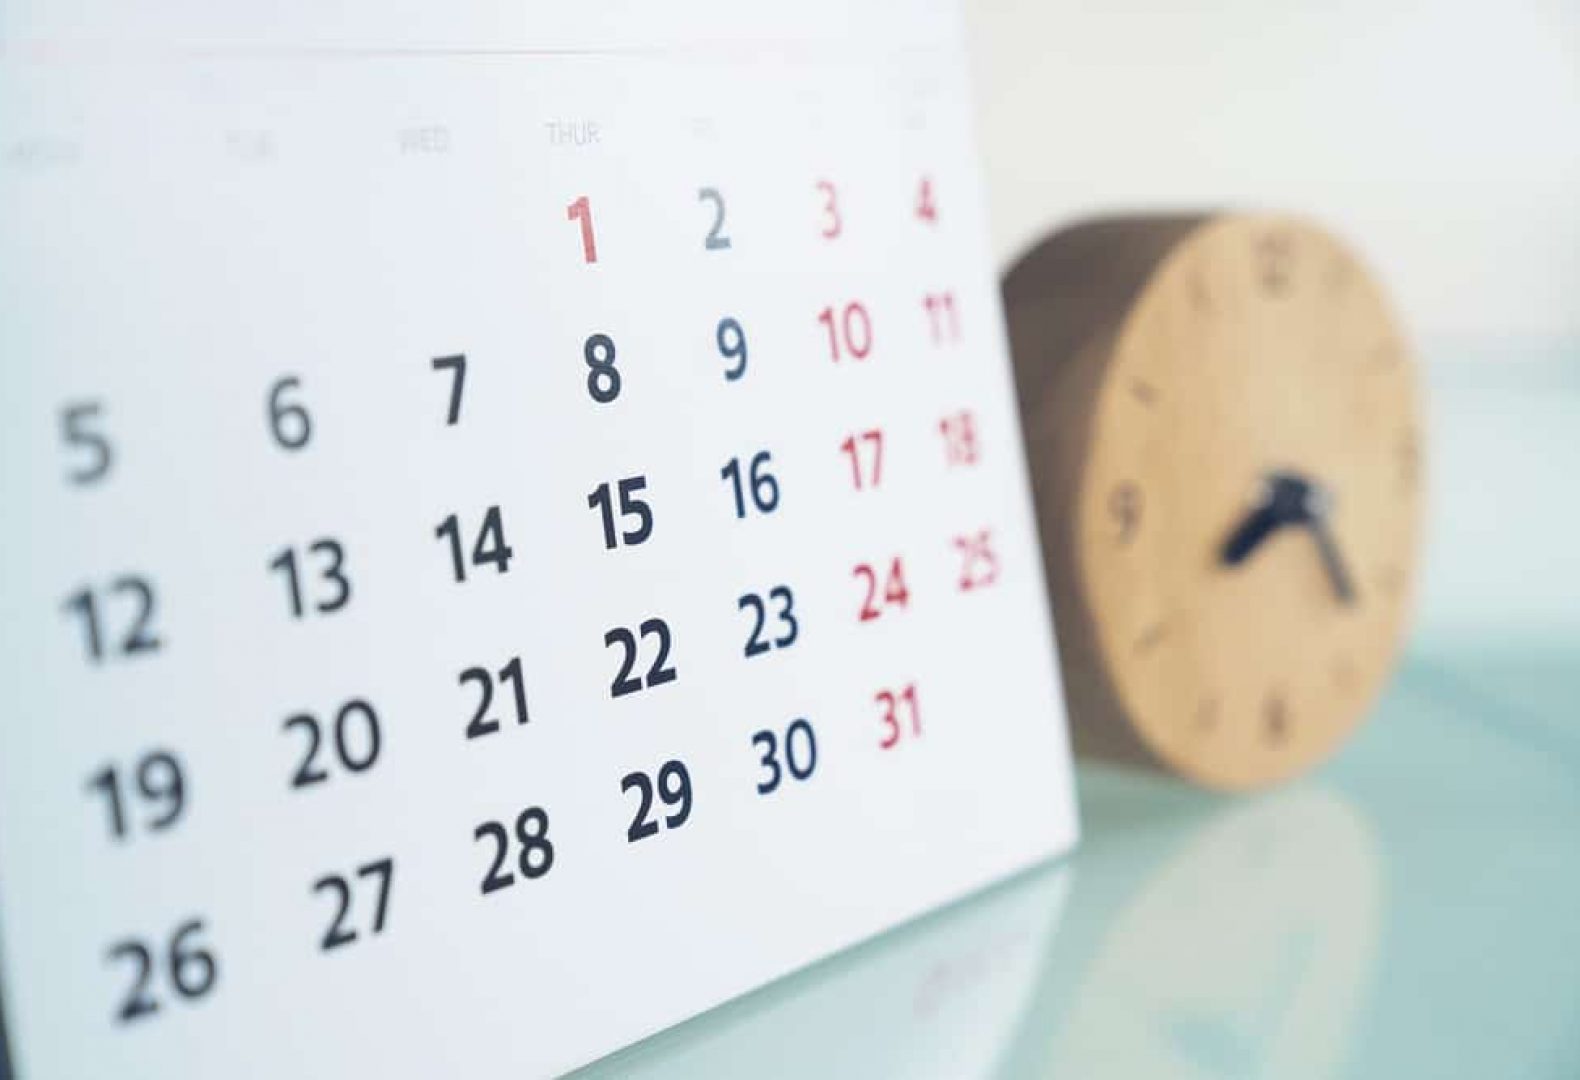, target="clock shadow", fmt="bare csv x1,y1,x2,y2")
992,767,1384,1079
